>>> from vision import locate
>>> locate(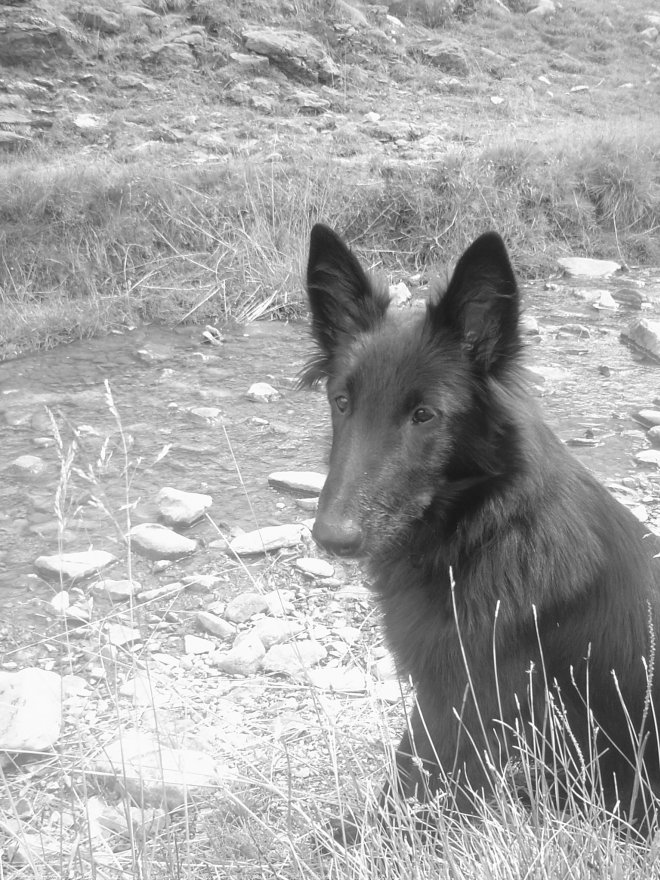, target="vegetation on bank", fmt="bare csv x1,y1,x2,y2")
1,126,659,359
